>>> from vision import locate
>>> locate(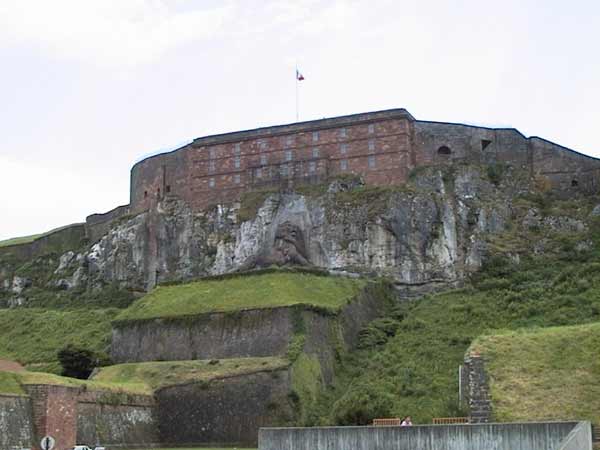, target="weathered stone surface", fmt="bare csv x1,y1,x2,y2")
0,395,33,450
157,369,294,446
